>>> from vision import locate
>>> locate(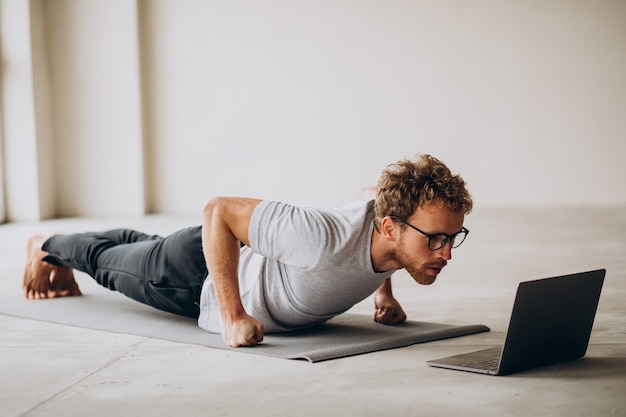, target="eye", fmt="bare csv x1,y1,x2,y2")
451,230,469,248
429,234,448,250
